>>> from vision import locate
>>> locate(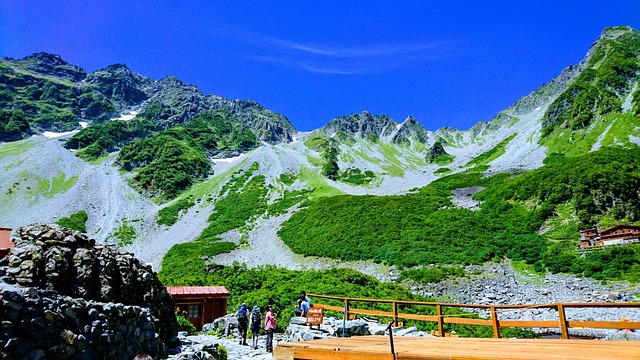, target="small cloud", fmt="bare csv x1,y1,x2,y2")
216,26,456,74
